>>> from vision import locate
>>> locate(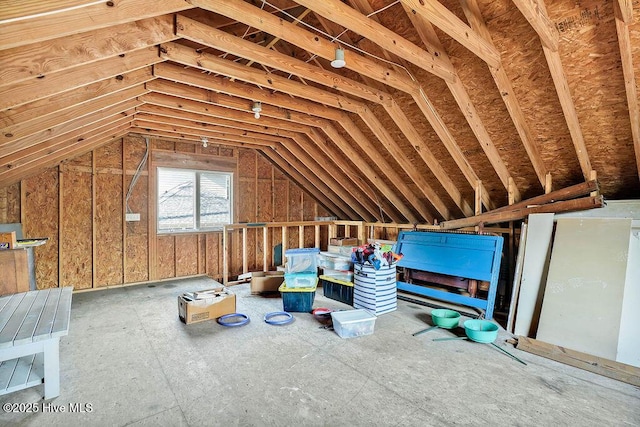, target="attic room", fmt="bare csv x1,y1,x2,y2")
0,0,639,425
